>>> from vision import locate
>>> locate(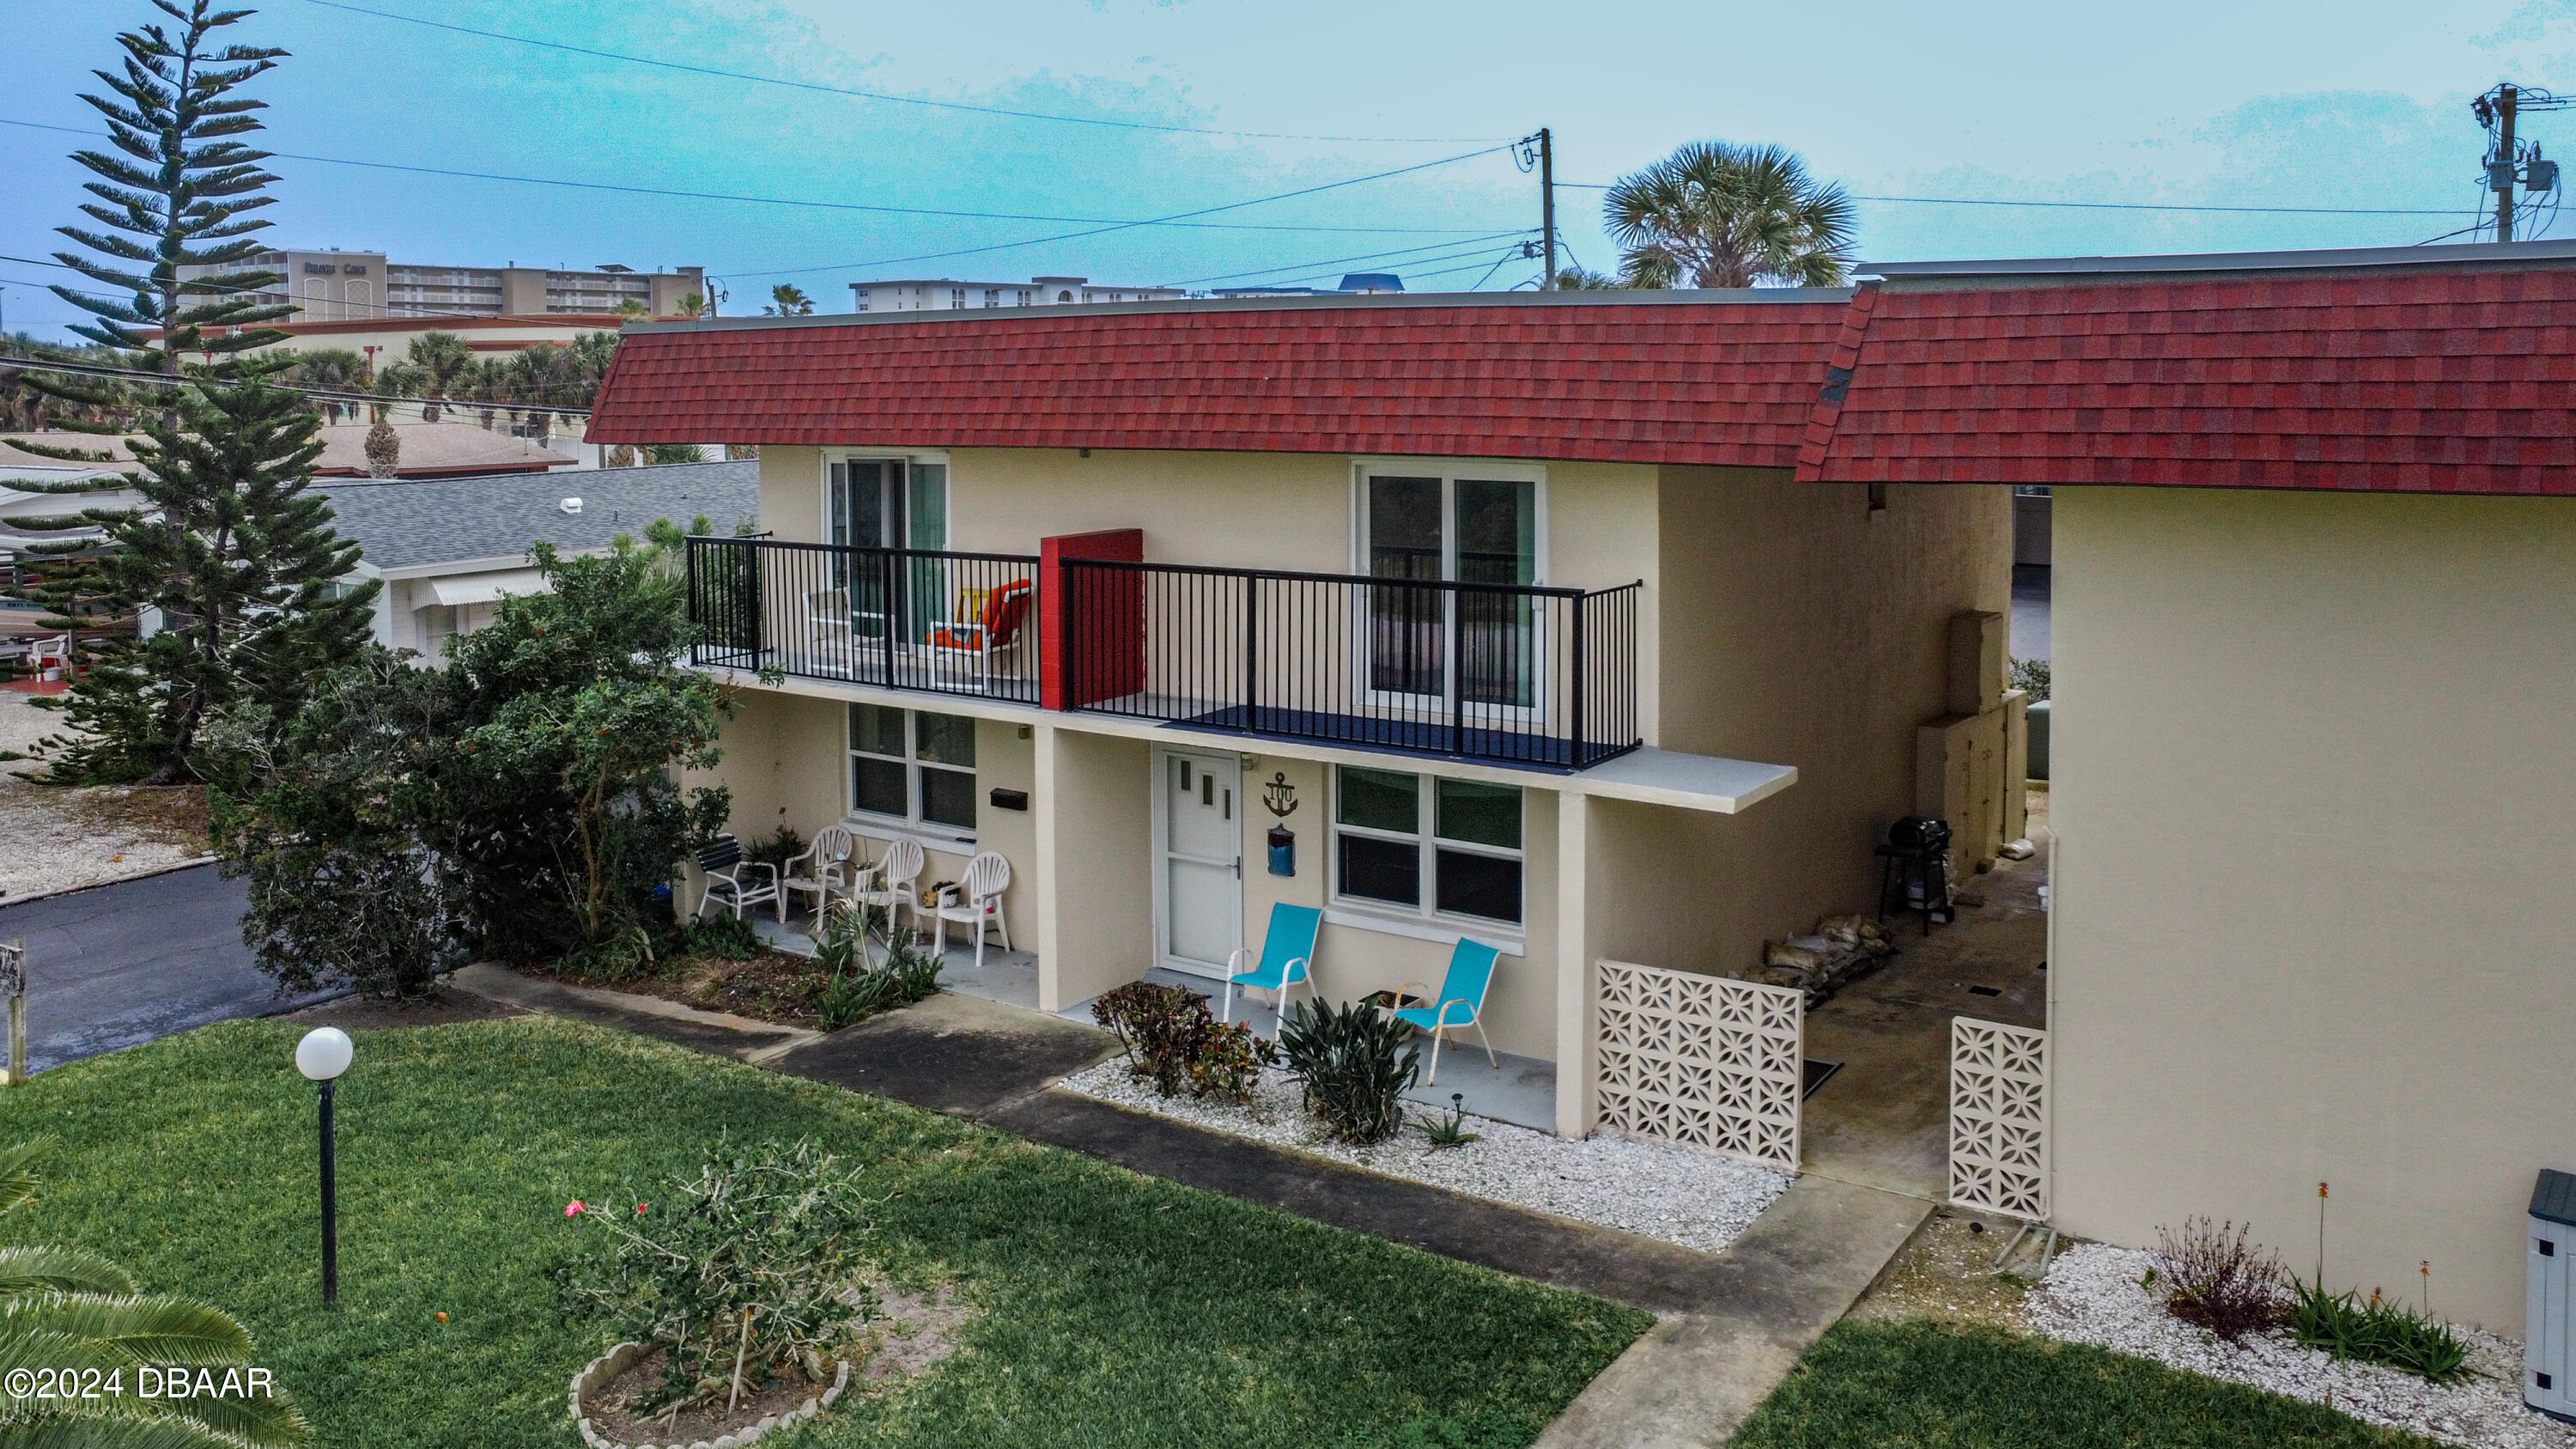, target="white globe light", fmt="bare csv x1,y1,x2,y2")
295,1027,354,1082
